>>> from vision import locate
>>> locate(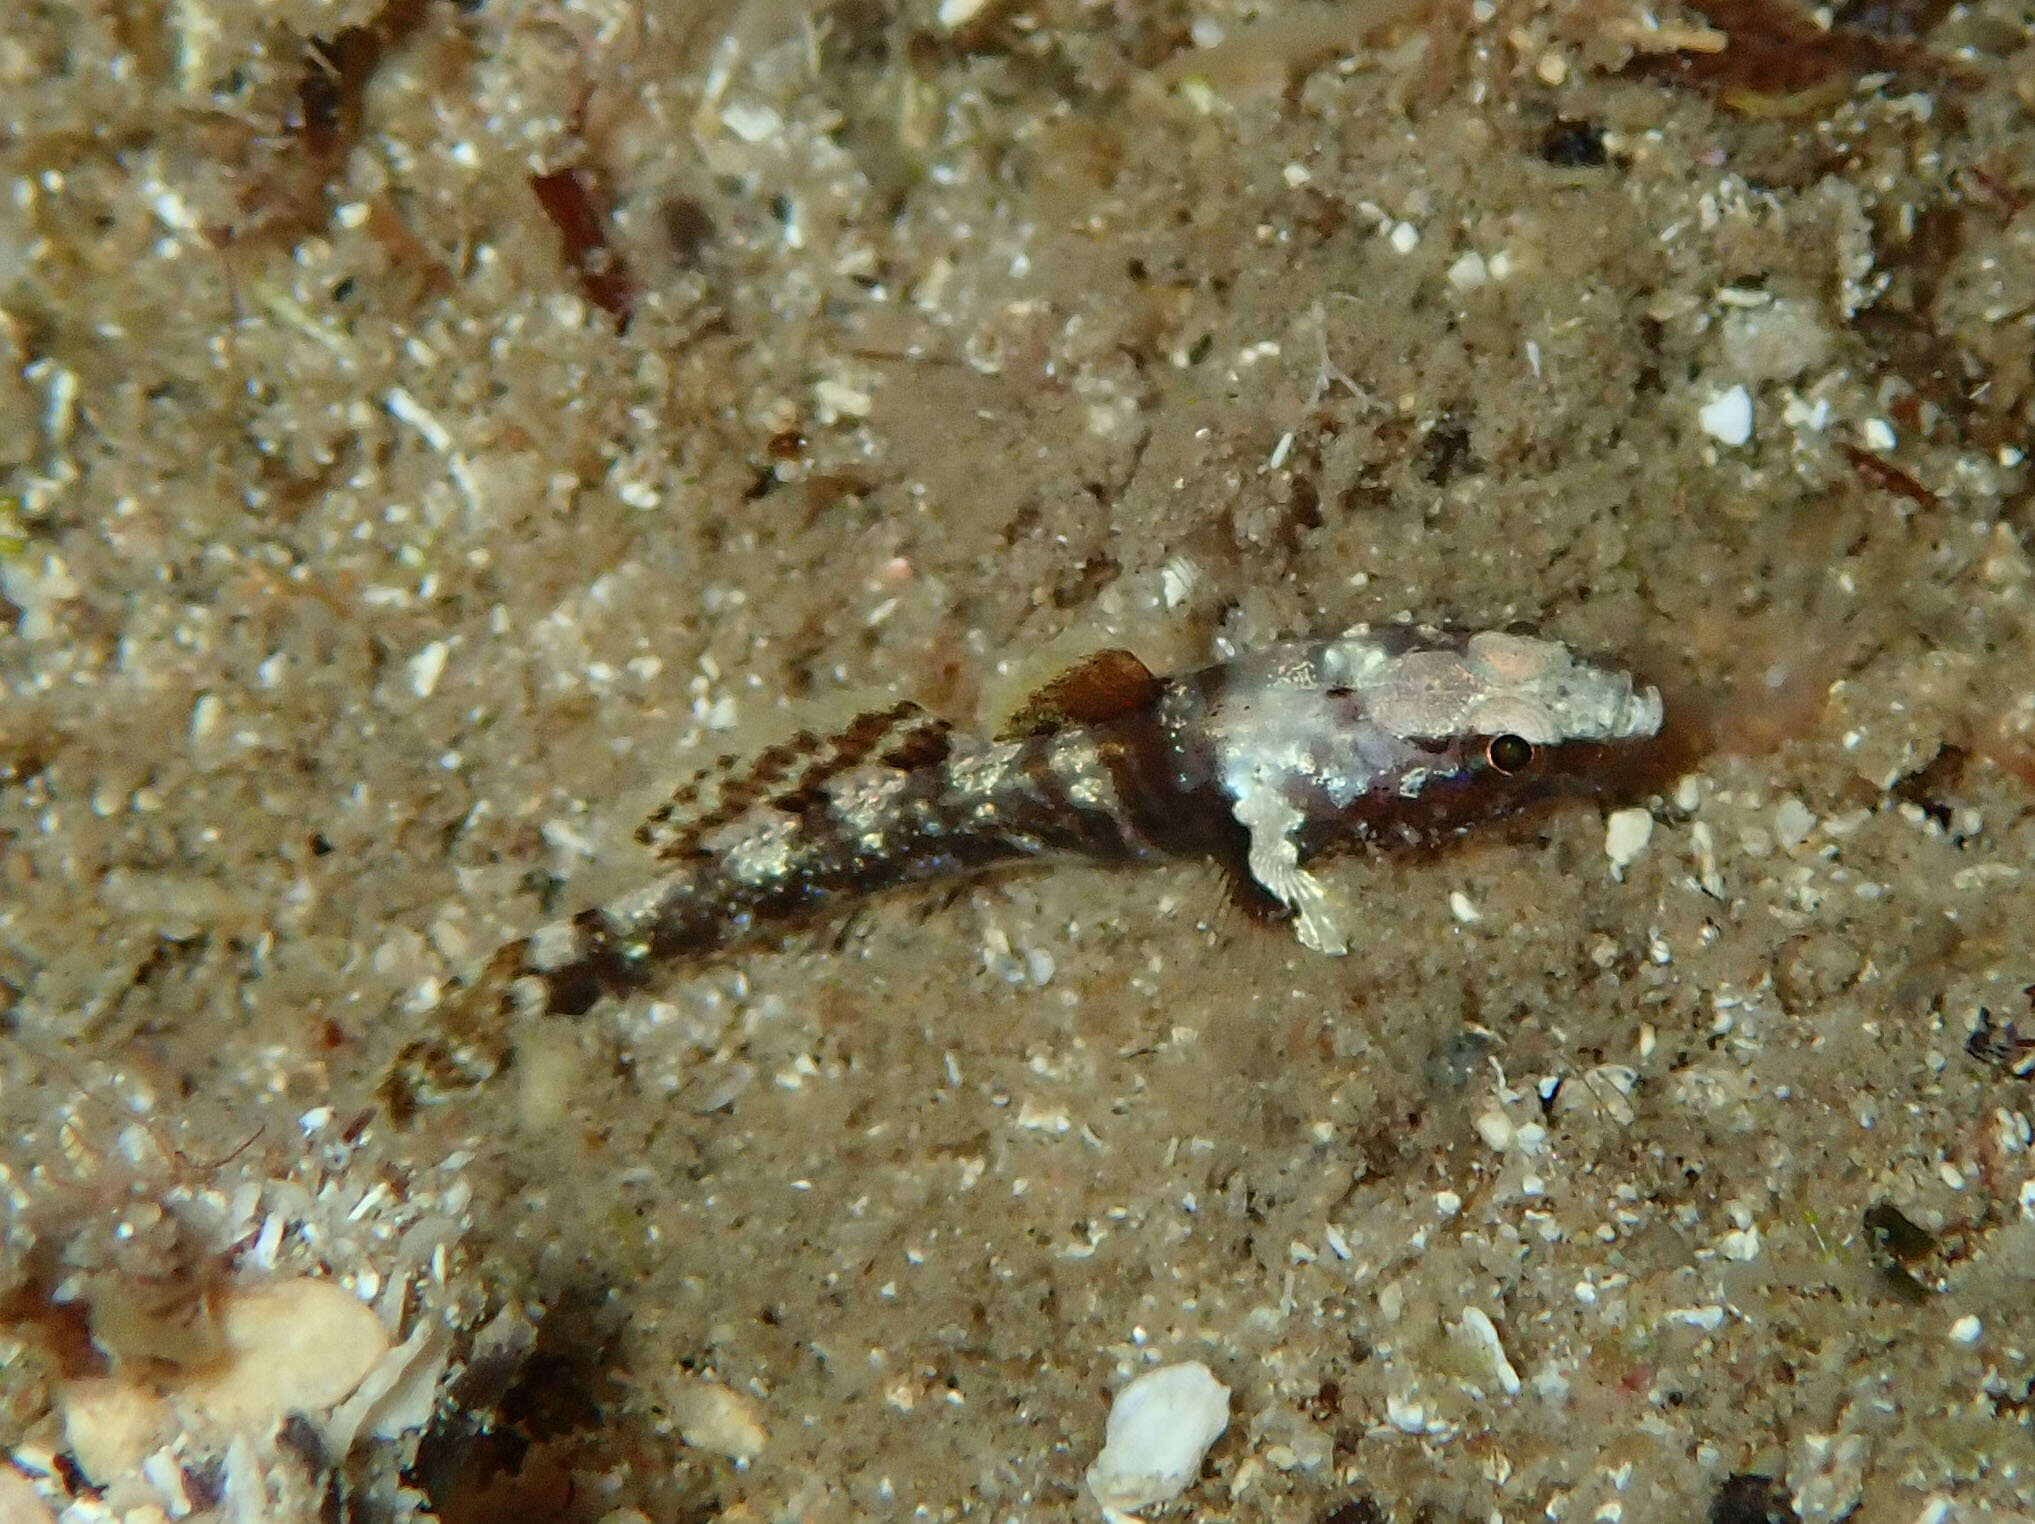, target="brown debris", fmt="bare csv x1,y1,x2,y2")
1626,0,1938,113
362,196,455,307
1966,163,2029,218
530,166,641,330
1968,999,2035,1079
1828,0,1957,42
231,0,438,245
1839,442,1939,510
